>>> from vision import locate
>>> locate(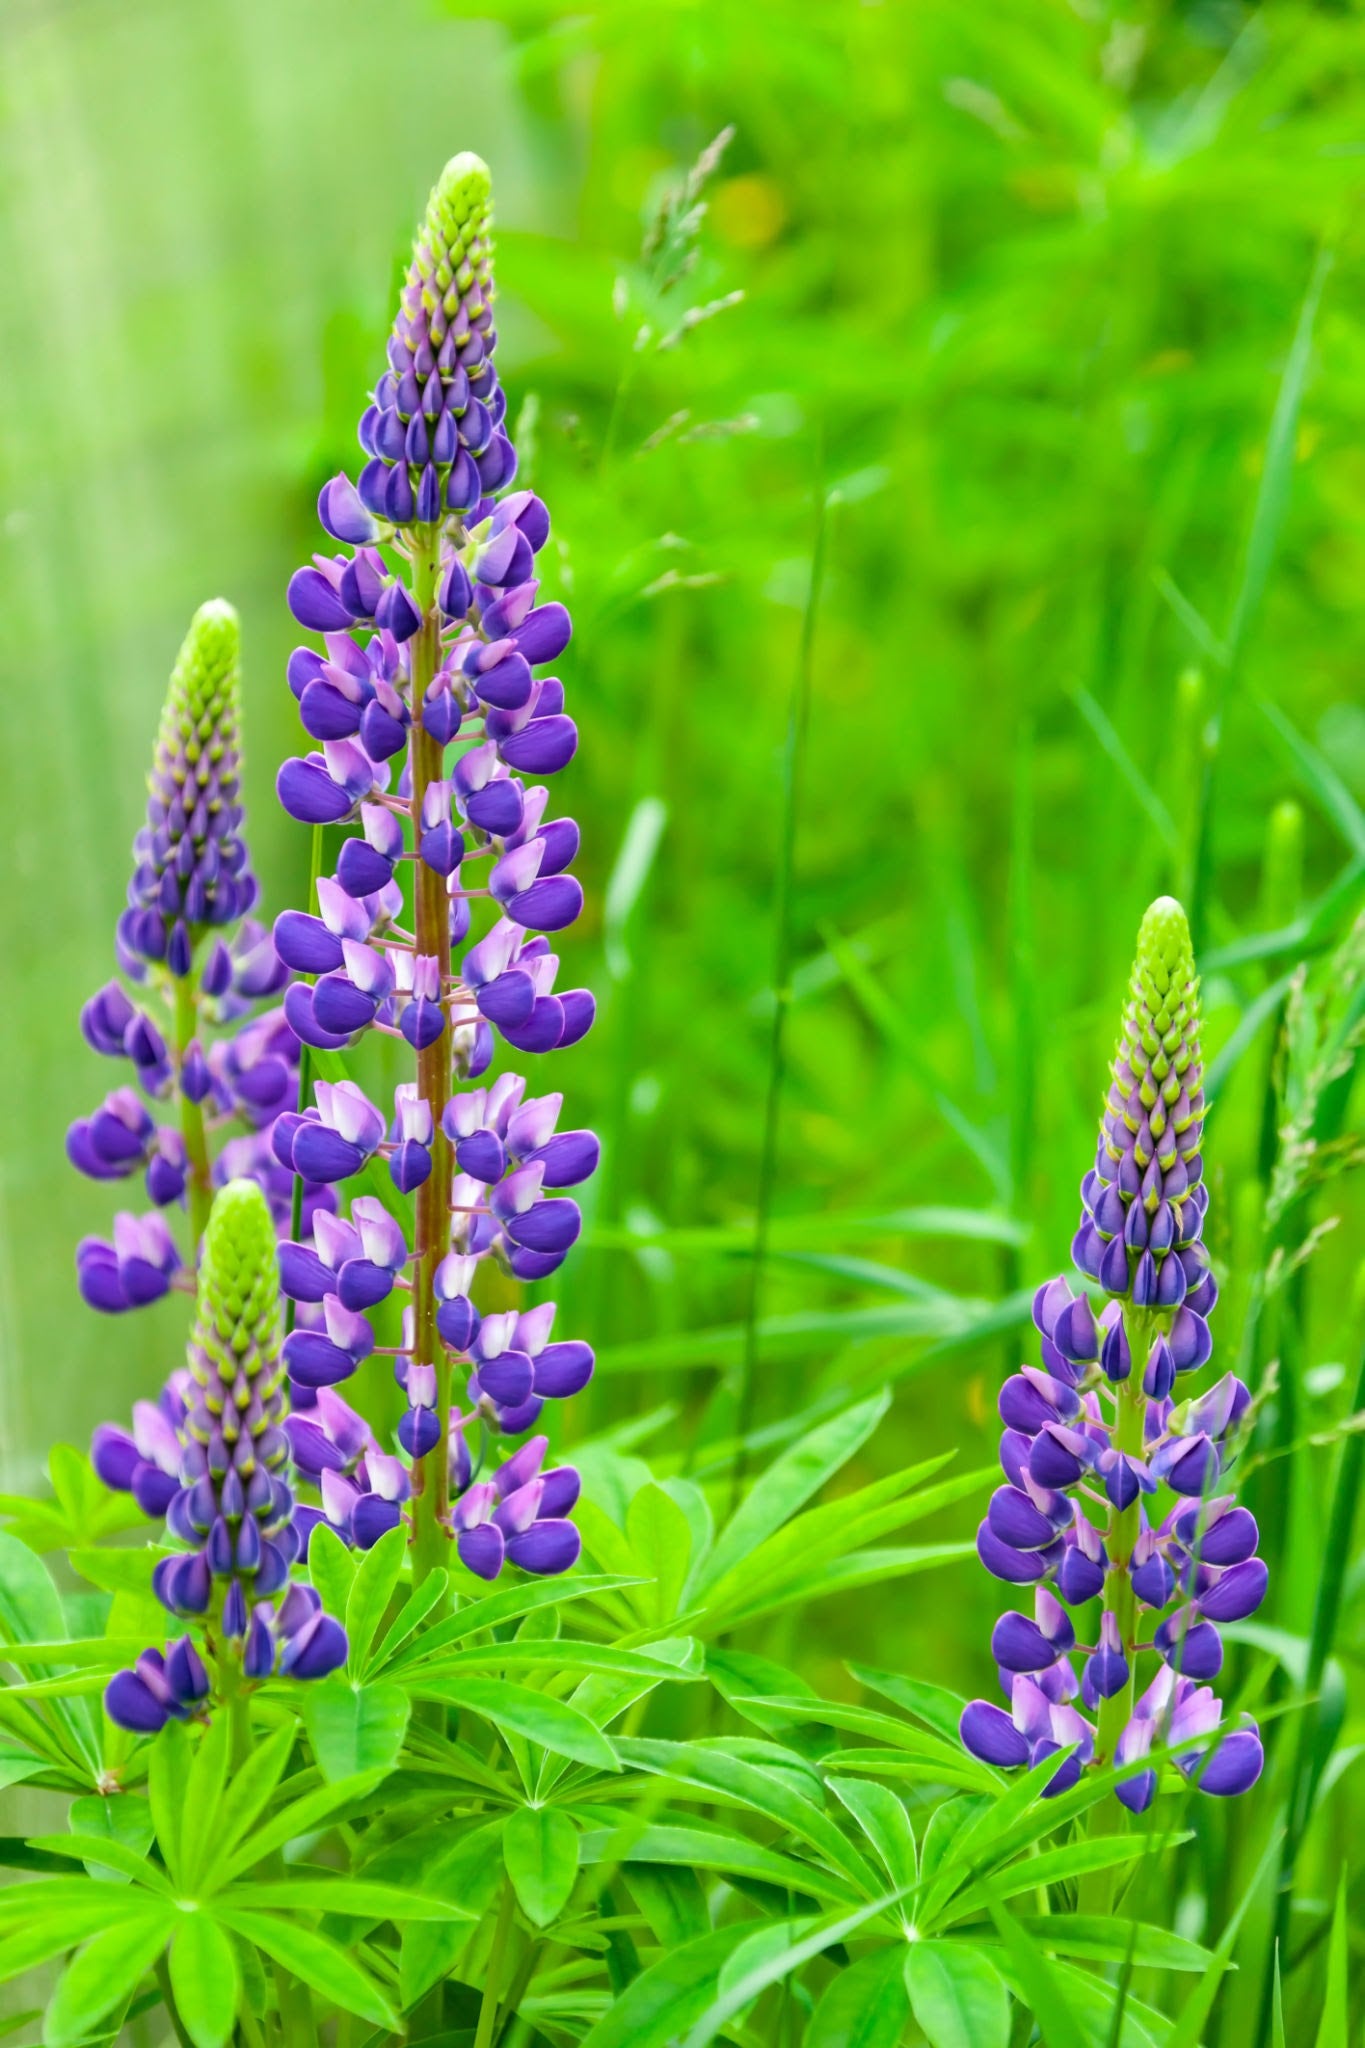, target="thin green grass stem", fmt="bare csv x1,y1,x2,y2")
729,453,830,1514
